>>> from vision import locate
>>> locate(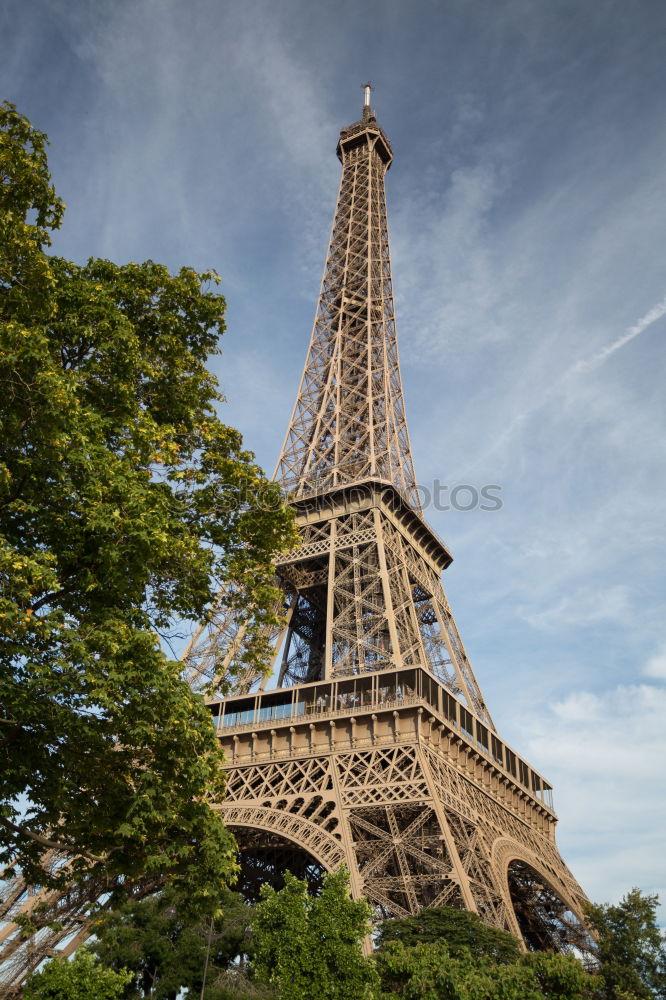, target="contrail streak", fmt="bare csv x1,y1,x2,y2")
572,295,666,375
471,293,666,468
